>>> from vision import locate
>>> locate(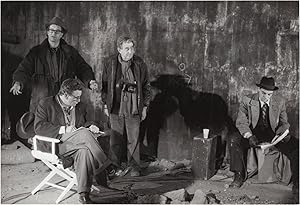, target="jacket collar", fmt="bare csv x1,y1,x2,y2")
250,92,278,107
249,93,260,106
40,38,71,55
53,95,83,126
